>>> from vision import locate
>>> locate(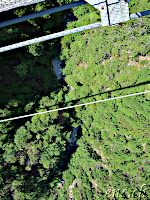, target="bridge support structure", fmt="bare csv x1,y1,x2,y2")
85,0,130,26
0,0,149,53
